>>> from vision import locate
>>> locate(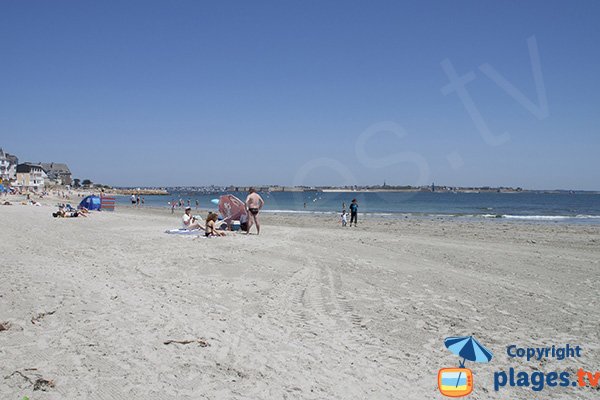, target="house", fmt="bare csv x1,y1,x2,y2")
0,148,18,182
40,162,72,185
15,163,47,191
